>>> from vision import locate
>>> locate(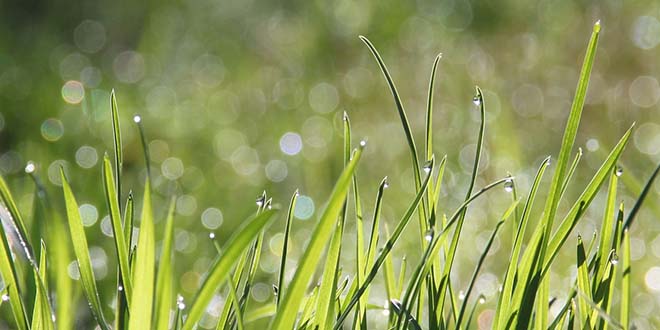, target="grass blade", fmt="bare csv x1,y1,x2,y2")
183,208,277,329
102,155,133,304
60,168,110,330
620,228,631,329
622,161,660,233
576,235,593,328
110,89,123,209
155,198,176,330
128,179,156,330
276,190,298,306
0,205,28,330
271,145,364,330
